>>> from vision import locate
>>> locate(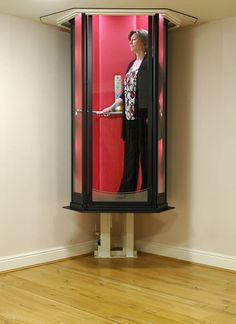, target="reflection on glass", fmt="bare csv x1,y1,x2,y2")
91,15,149,202
93,190,148,202
74,15,82,193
